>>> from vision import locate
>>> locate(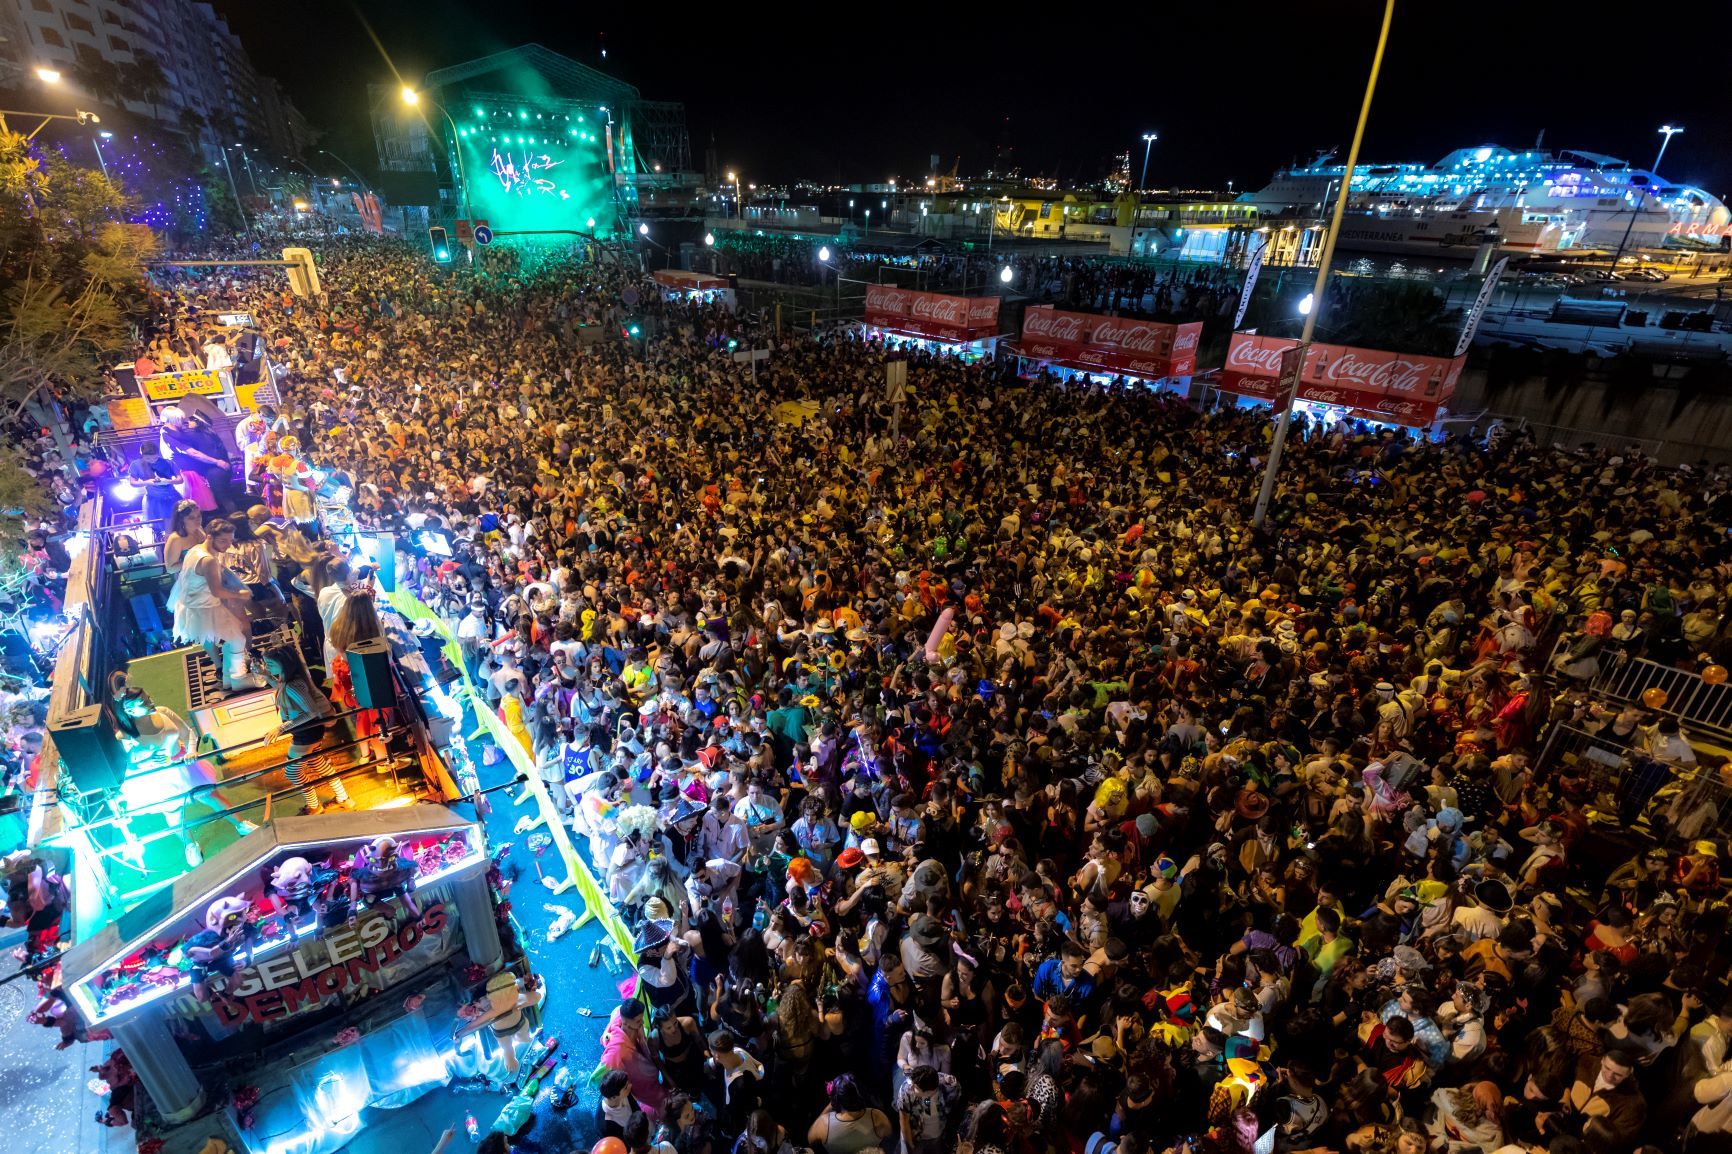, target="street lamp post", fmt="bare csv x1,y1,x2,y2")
402,86,470,218
1139,132,1158,192
1252,0,1395,530
215,145,251,230
1609,124,1682,274
0,67,95,138
818,246,838,320
232,144,261,198
727,171,741,220
318,148,371,196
